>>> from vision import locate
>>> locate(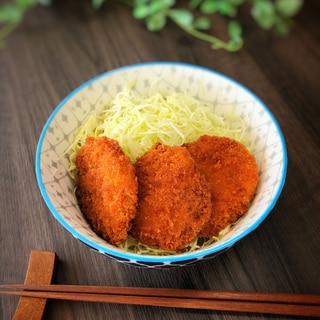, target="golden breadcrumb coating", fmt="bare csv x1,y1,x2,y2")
184,135,259,237
131,143,212,251
76,136,138,246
